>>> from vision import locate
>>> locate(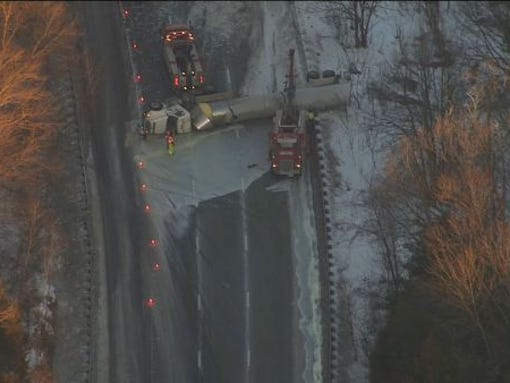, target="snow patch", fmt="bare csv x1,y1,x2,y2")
289,176,323,382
